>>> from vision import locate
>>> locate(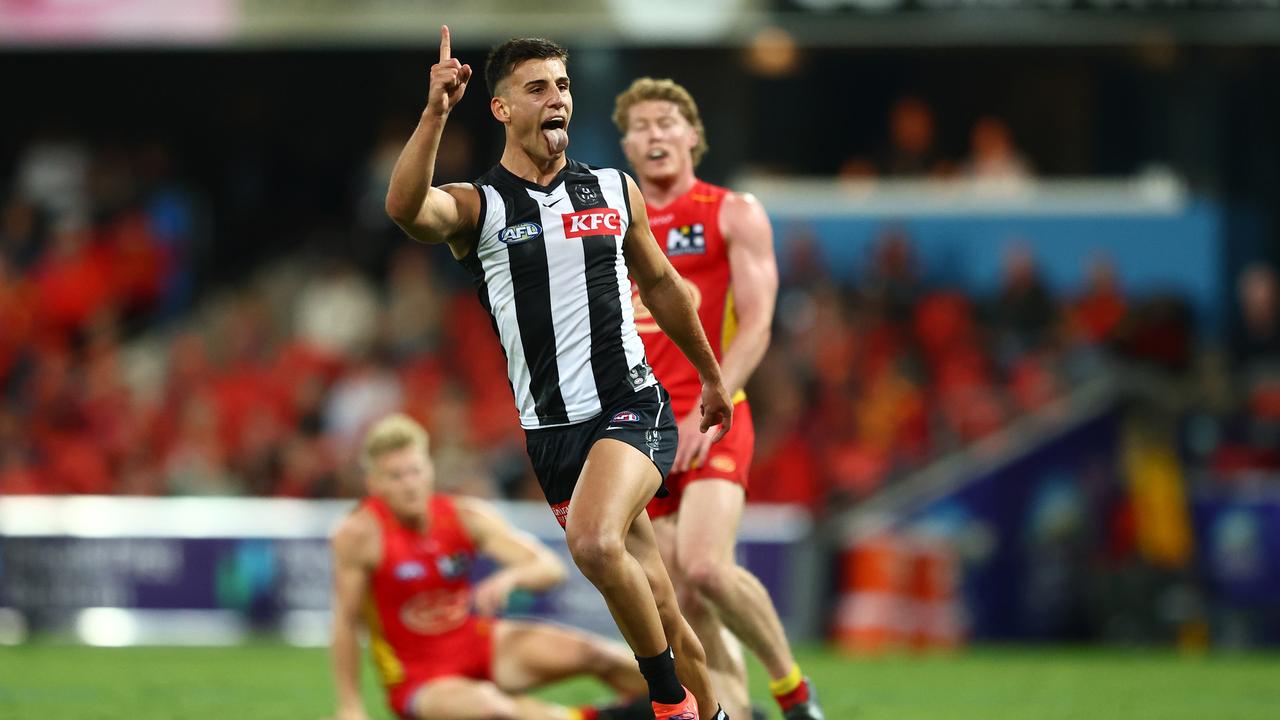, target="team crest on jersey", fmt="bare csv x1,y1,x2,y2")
573,184,599,205
435,552,470,580
645,429,662,450
499,221,542,245
666,224,706,256
394,561,427,581
628,362,652,388
611,410,639,423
